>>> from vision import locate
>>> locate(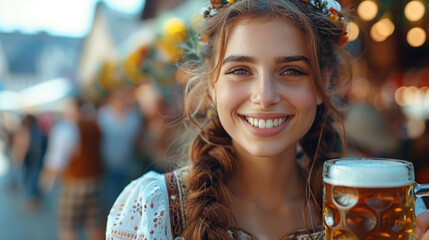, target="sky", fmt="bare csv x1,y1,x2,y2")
0,0,145,37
